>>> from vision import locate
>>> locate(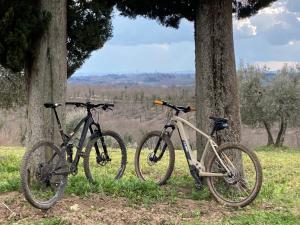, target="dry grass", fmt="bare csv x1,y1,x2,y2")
0,84,299,149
